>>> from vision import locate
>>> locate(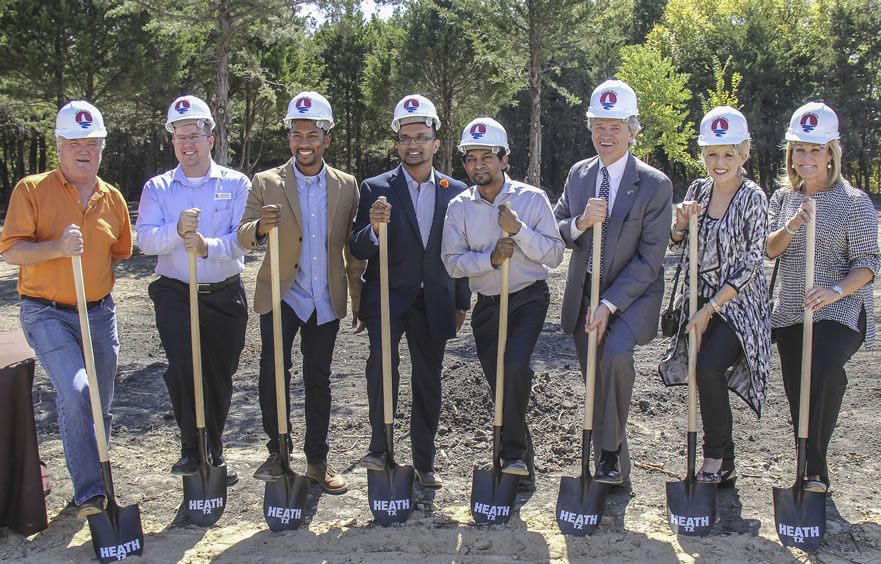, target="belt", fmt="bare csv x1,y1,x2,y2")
21,294,107,312
164,274,241,294
477,280,542,303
